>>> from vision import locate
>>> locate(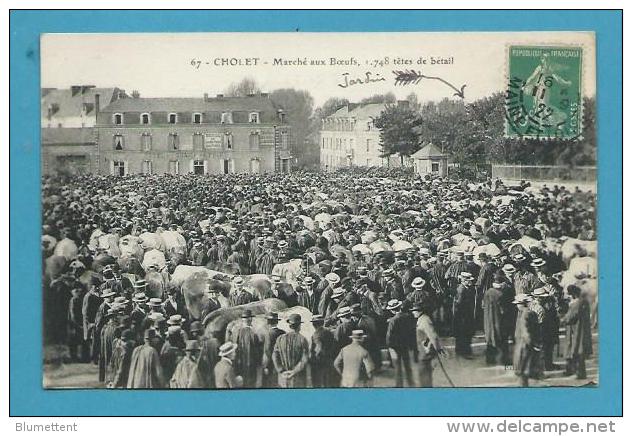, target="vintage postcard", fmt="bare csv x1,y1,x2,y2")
40,31,598,391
